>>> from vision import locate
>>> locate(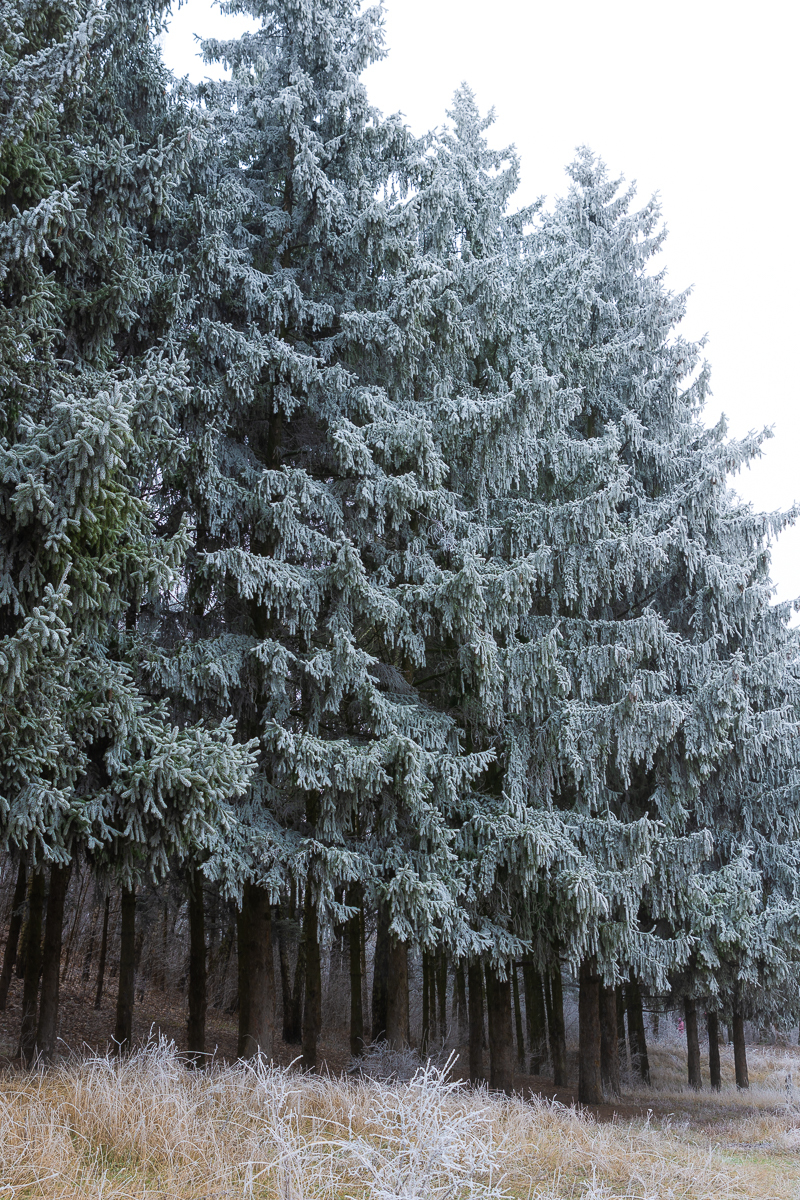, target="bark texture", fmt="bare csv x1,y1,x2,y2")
348,884,364,1058
732,1010,749,1089
548,965,568,1087
467,959,485,1085
35,862,70,1063
599,983,621,1097
113,886,136,1055
578,958,603,1105
485,963,515,1092
385,934,410,1047
371,901,390,1042
301,886,321,1071
187,866,207,1064
685,996,701,1090
522,960,547,1074
707,1010,721,1091
18,869,45,1064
